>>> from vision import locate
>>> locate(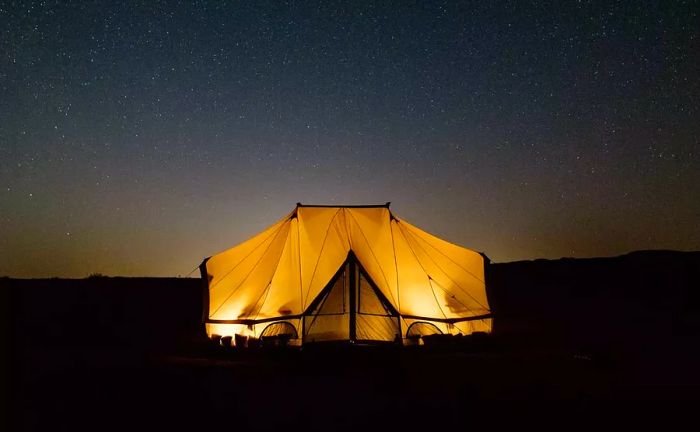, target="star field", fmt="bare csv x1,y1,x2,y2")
1,1,698,277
